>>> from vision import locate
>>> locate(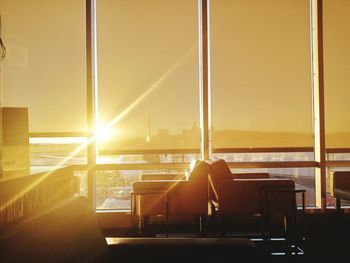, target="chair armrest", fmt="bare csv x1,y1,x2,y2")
141,173,186,181
133,180,187,193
